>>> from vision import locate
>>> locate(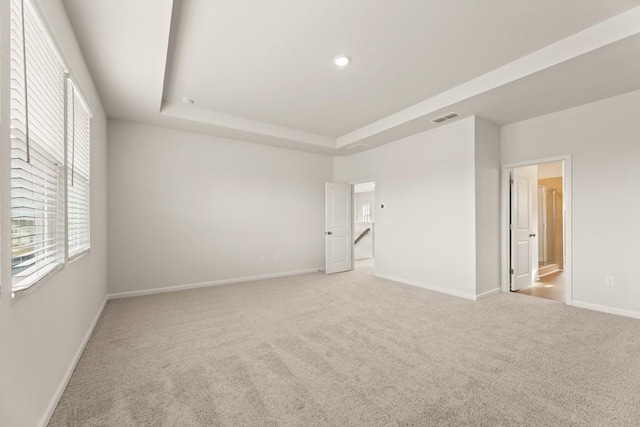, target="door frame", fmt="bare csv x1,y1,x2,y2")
500,155,572,304
350,178,376,272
